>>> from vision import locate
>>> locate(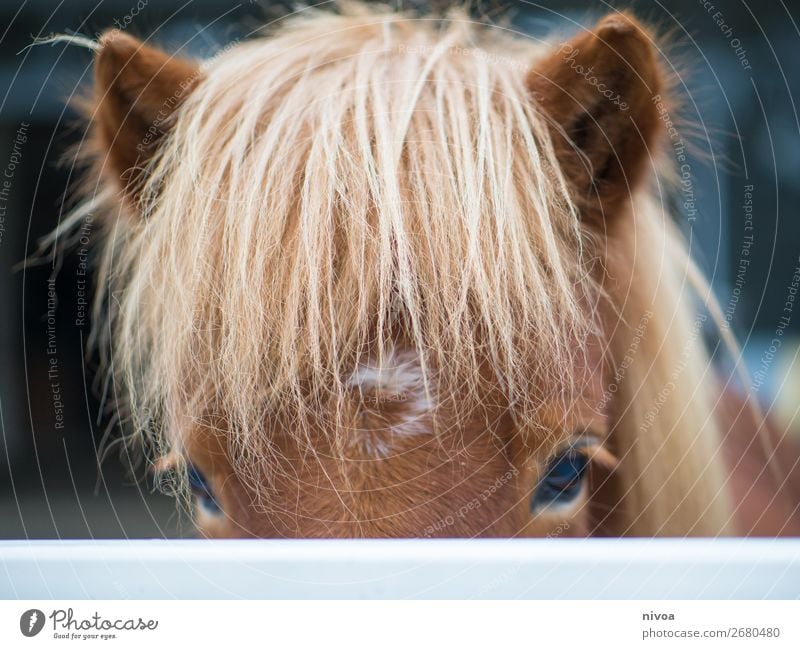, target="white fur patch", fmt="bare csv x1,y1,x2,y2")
346,349,434,457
